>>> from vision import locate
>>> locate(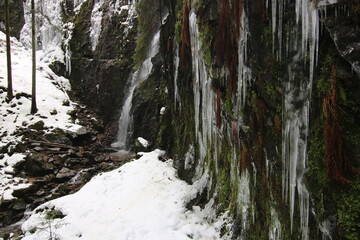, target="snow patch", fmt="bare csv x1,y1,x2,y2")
22,150,227,240
0,32,82,200
137,137,149,148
